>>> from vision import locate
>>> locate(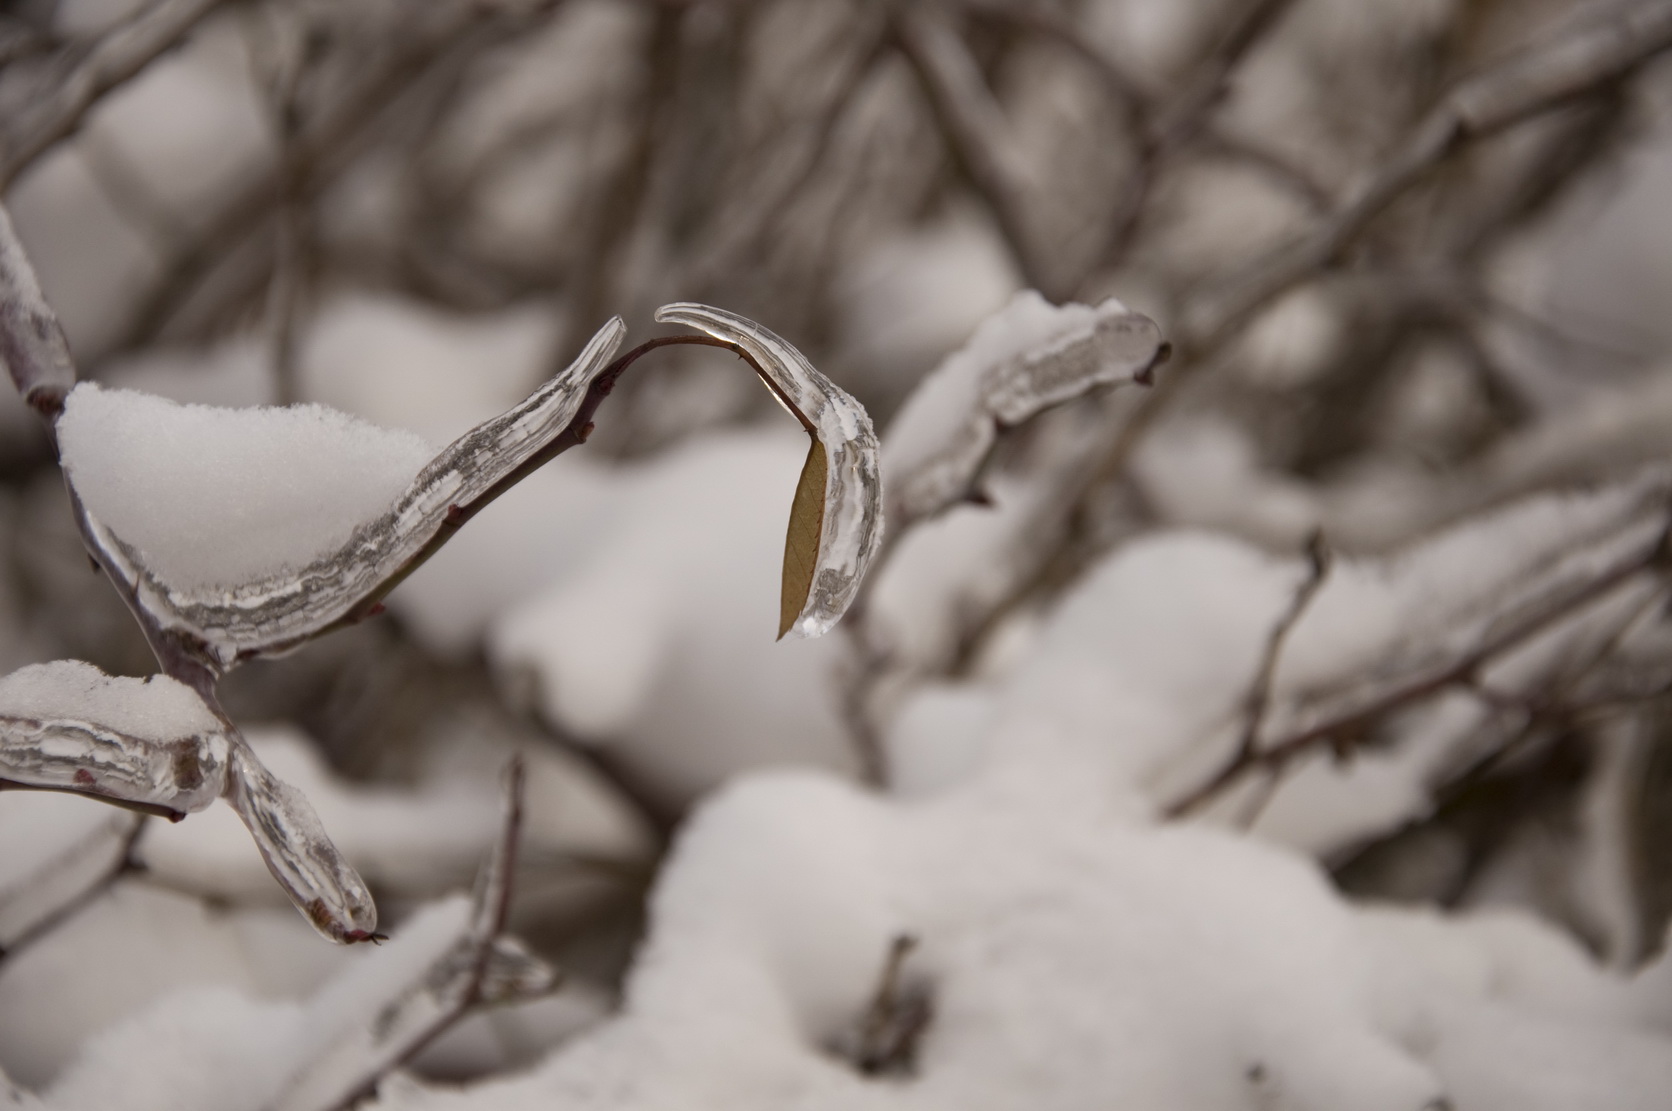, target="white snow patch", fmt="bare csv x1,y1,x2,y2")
57,384,434,589
0,661,218,741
